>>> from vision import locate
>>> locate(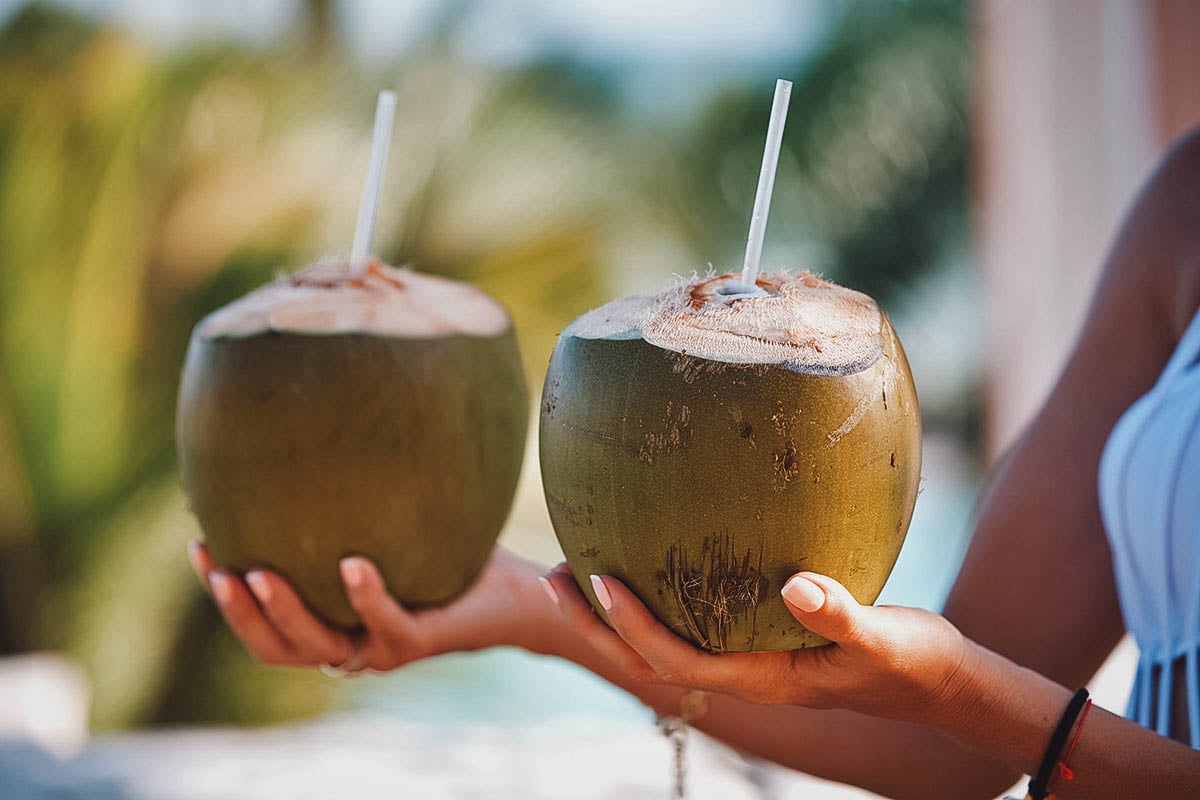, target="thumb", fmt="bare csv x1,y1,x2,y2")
780,572,877,647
